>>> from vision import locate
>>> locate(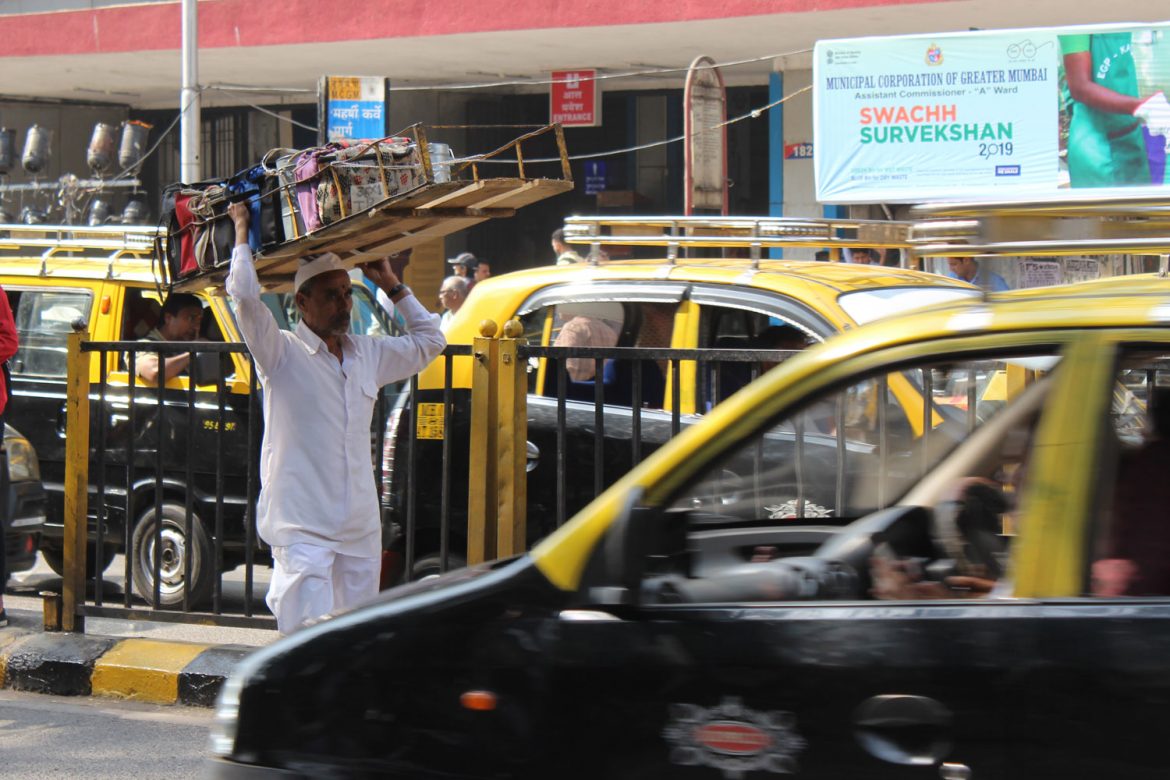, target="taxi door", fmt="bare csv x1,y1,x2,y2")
541,336,1093,780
